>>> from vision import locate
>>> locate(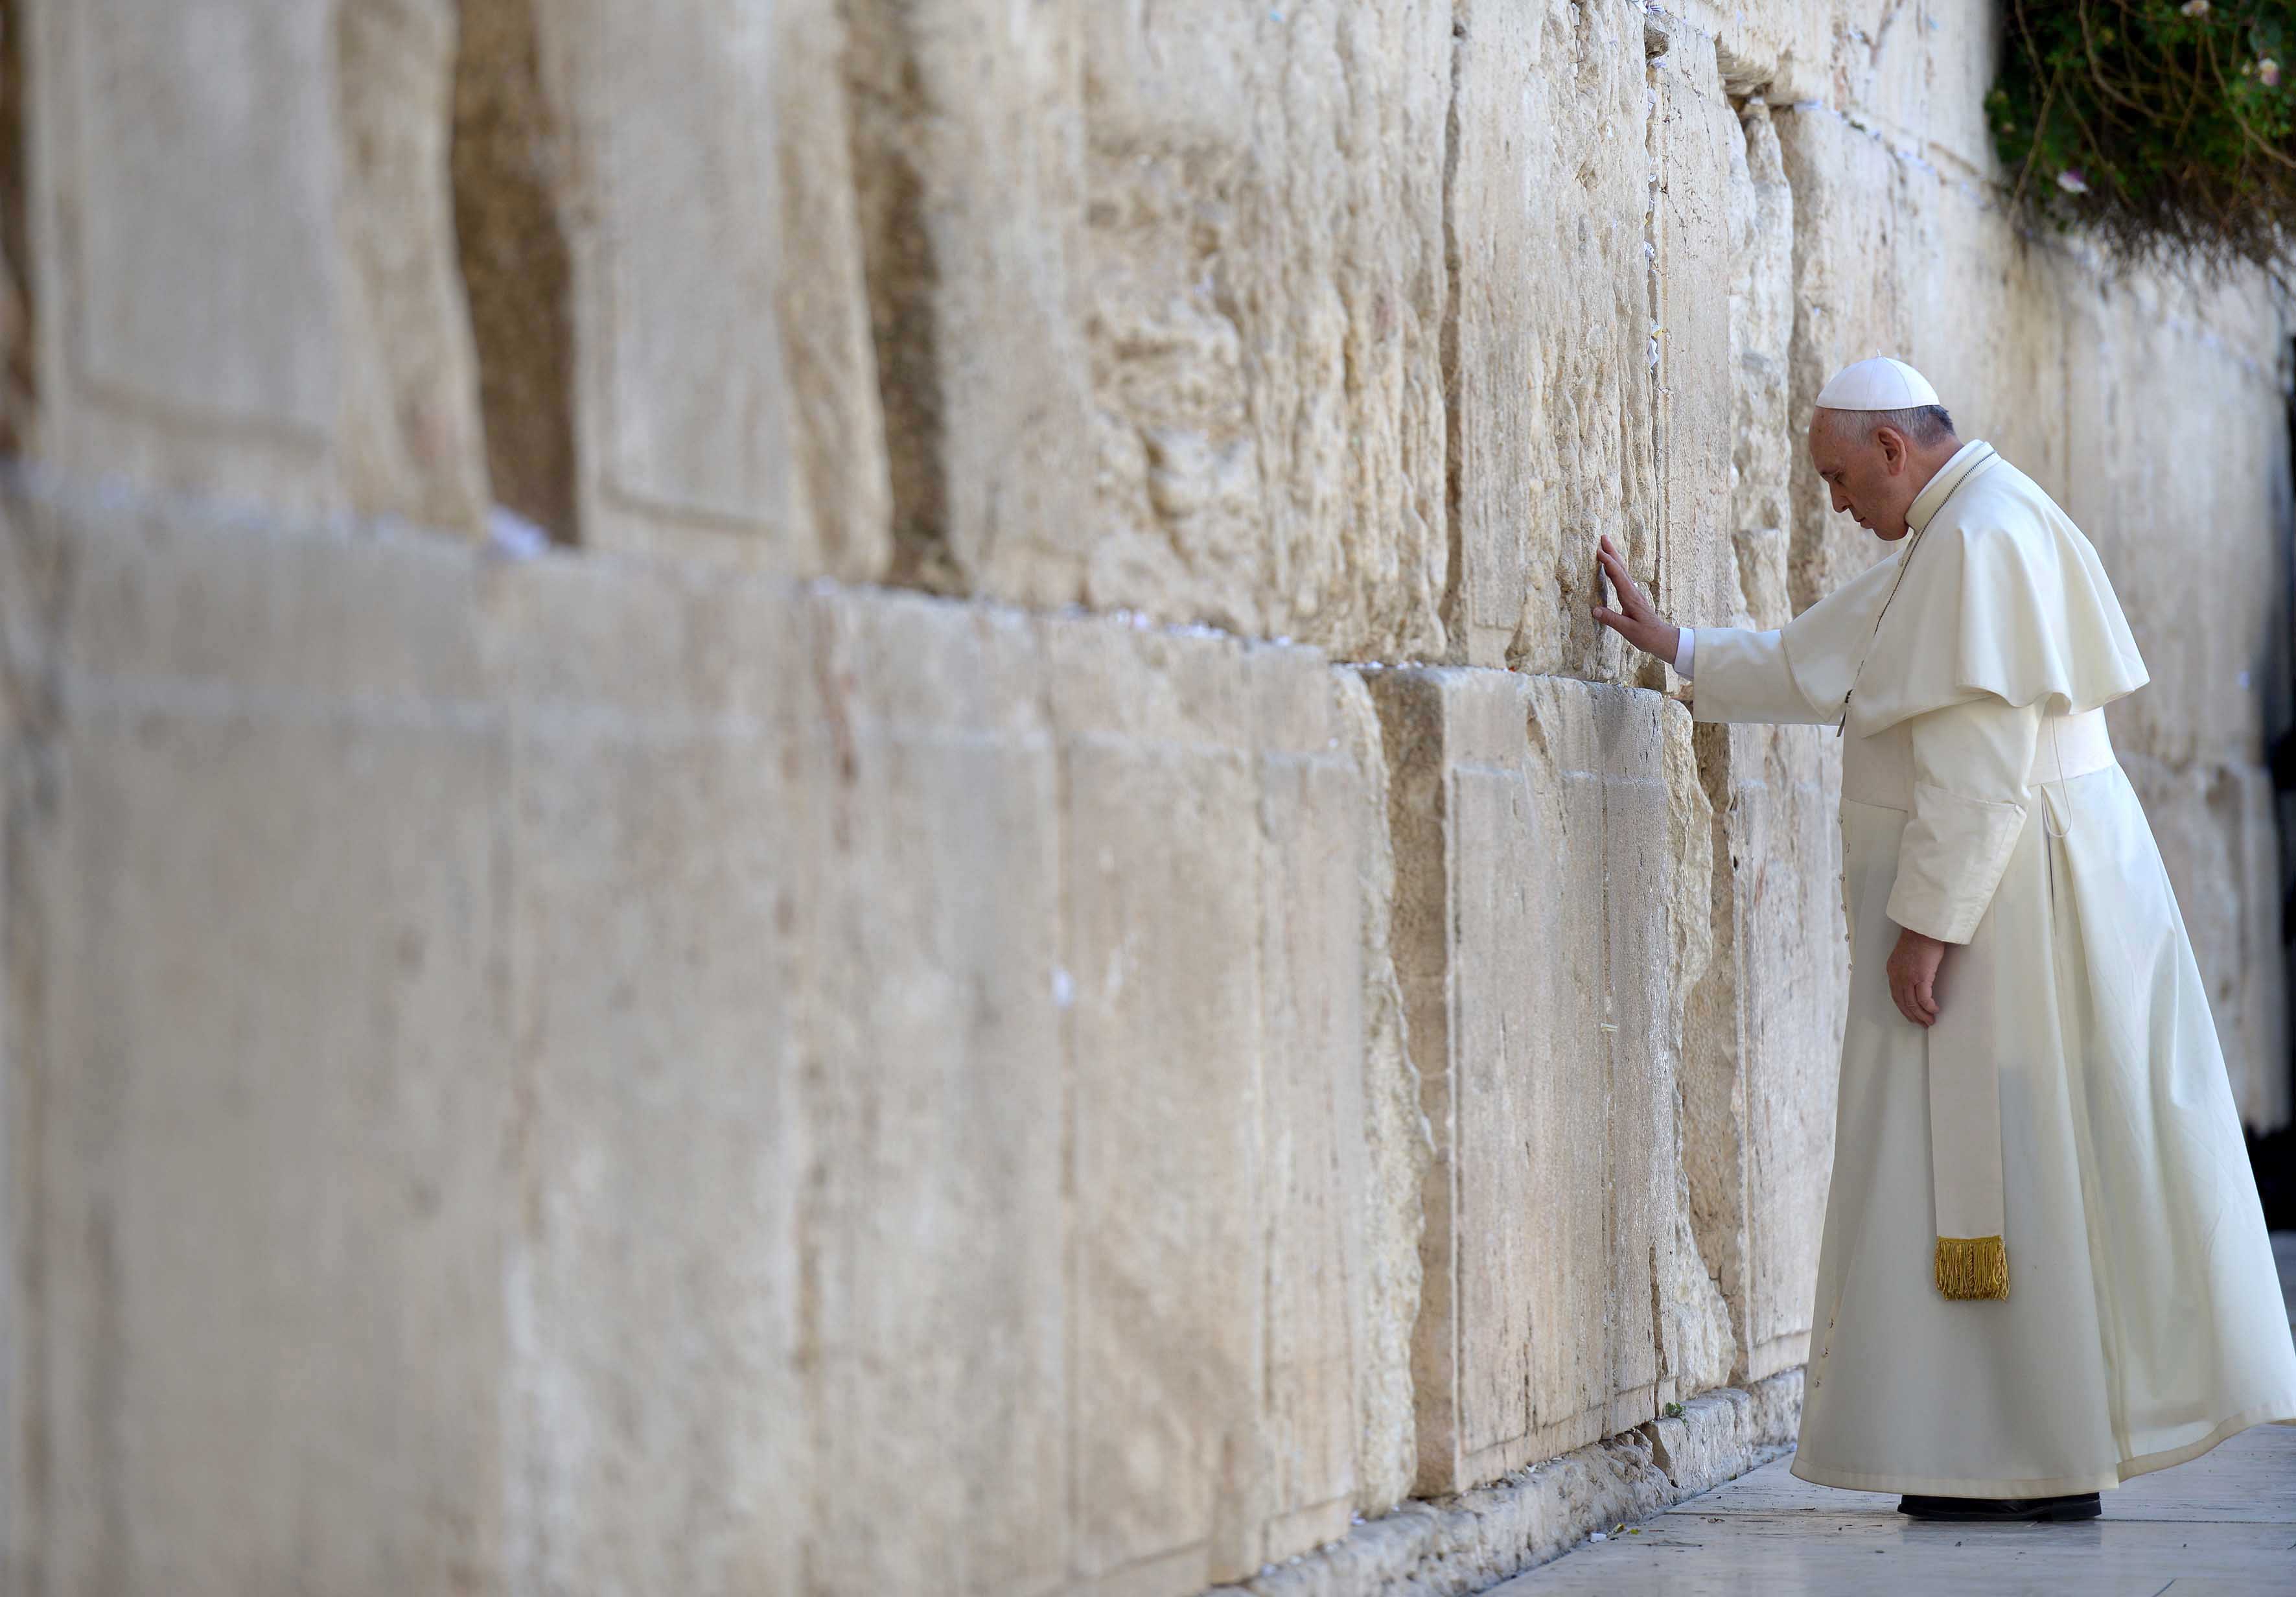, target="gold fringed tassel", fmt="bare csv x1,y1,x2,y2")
1934,1235,2010,1301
